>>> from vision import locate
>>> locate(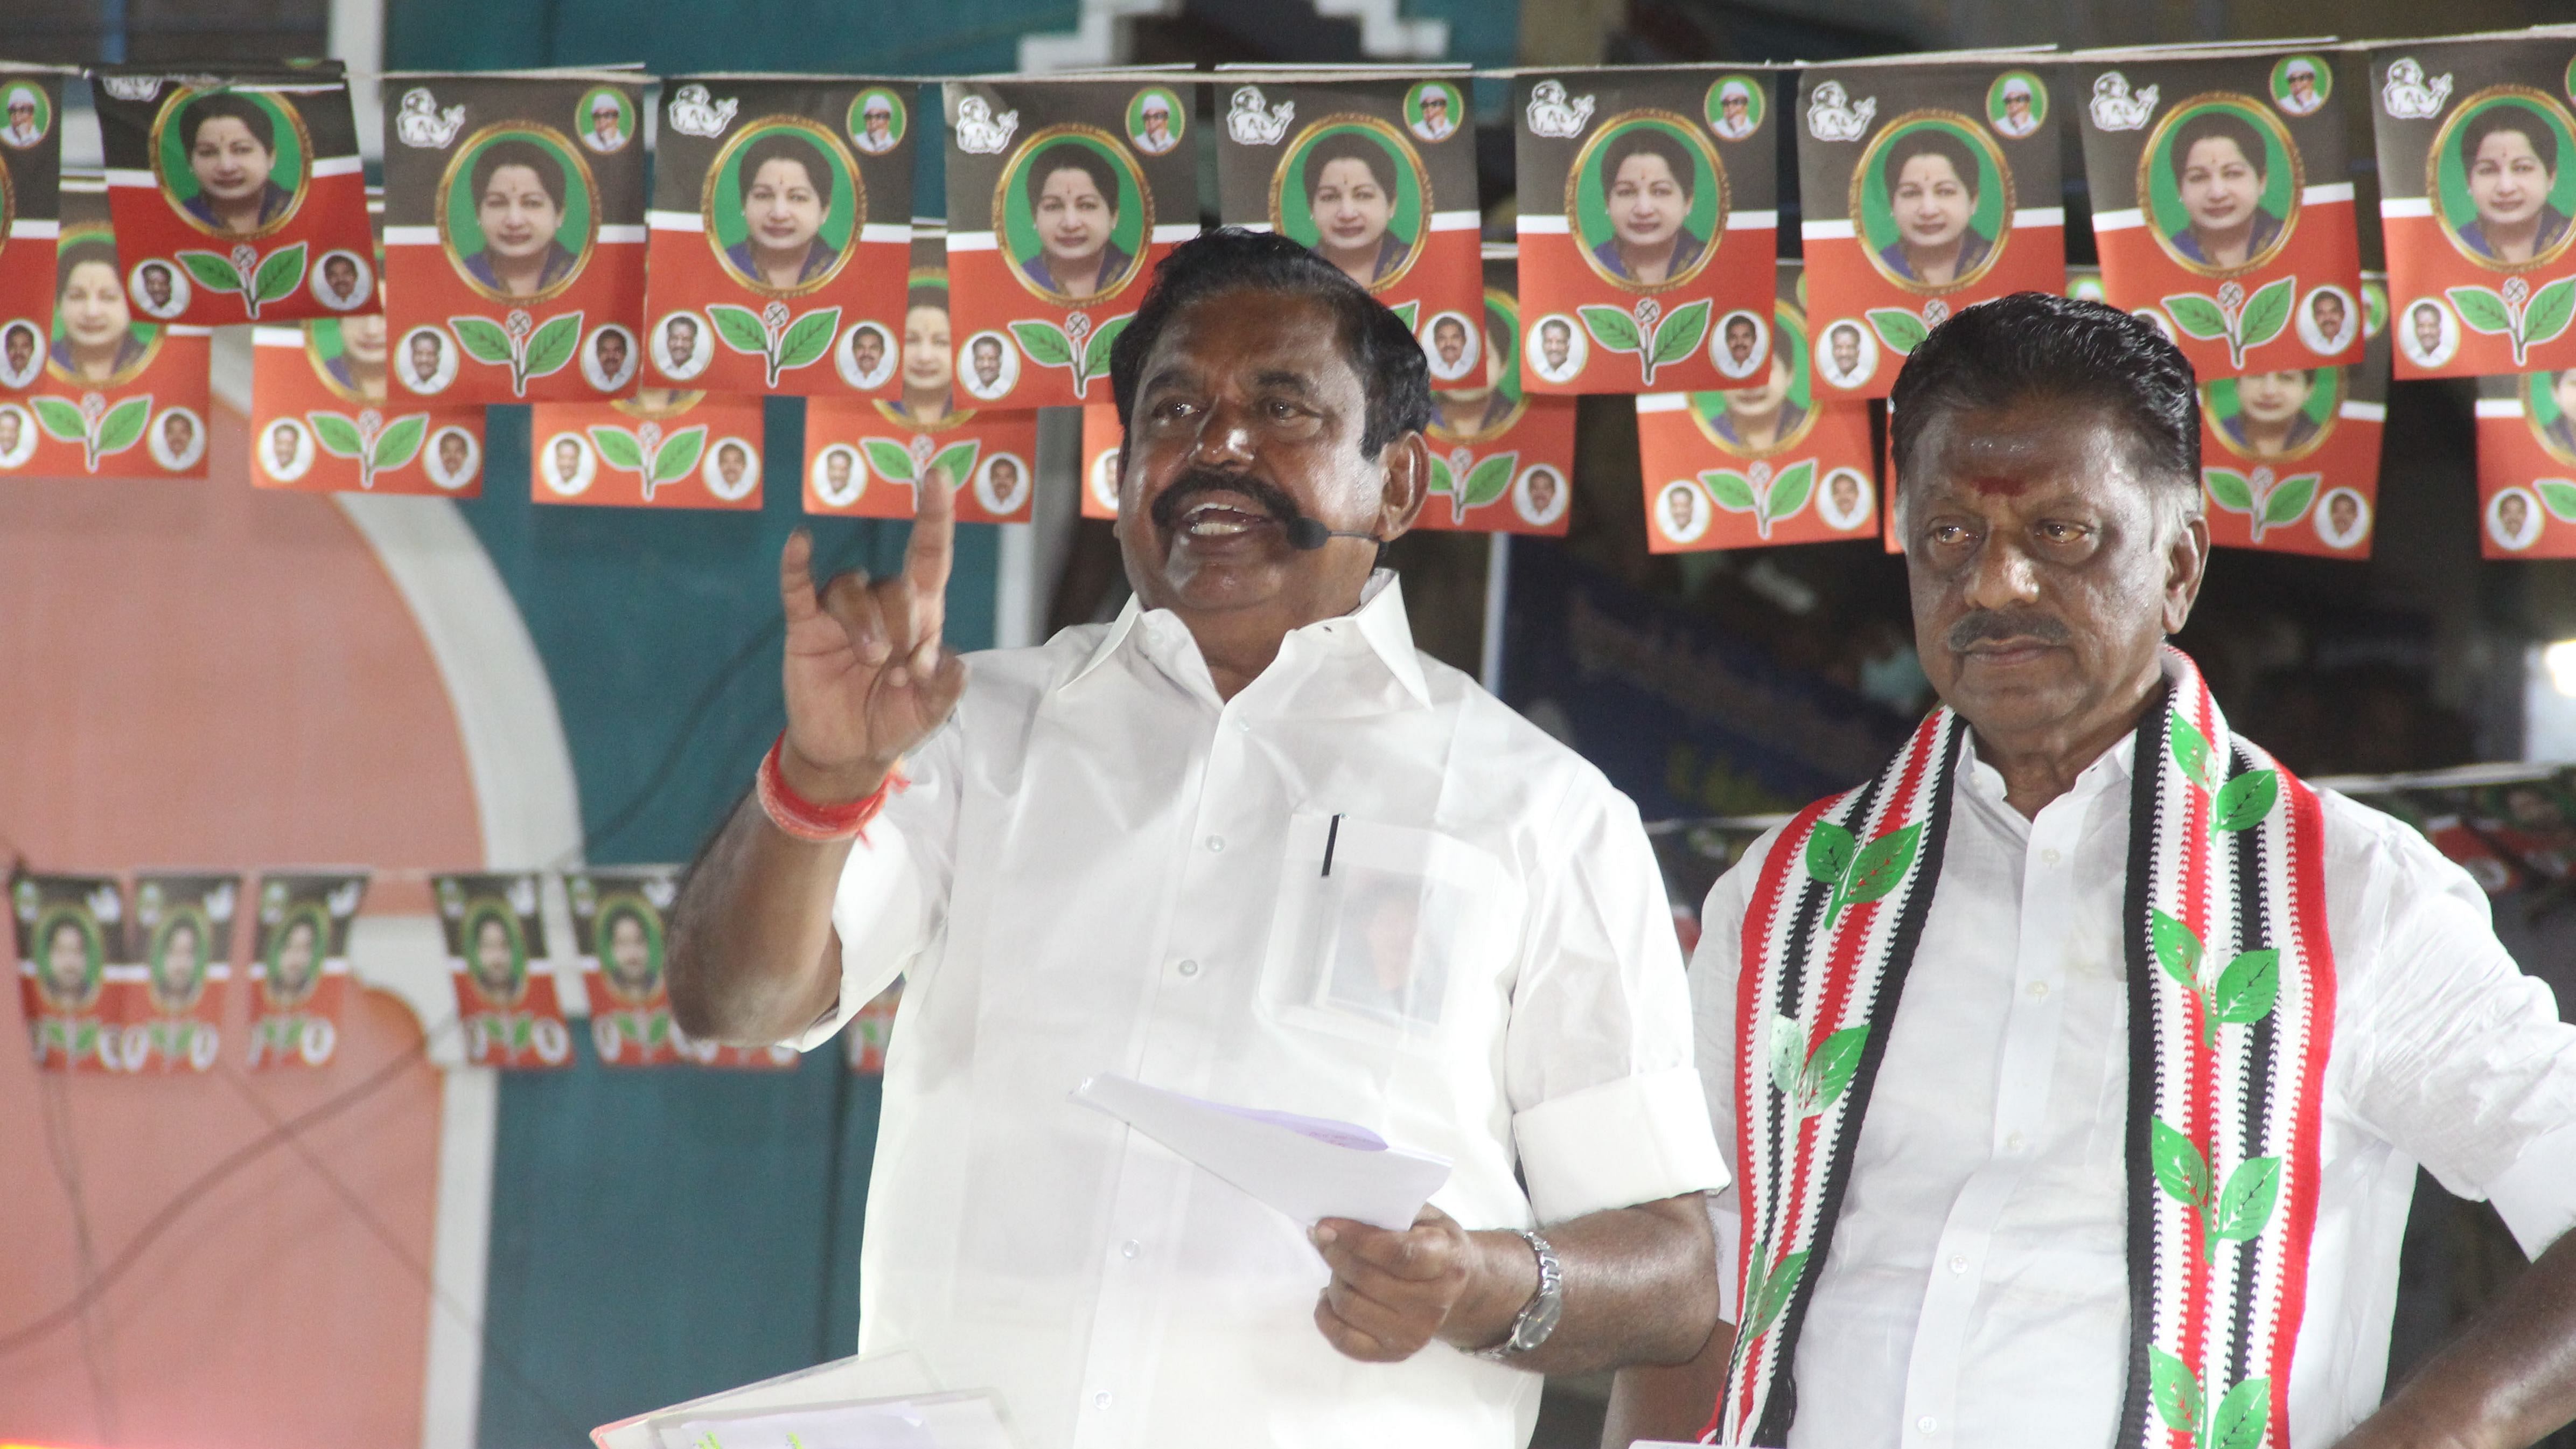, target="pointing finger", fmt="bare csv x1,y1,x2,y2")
779,528,821,623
